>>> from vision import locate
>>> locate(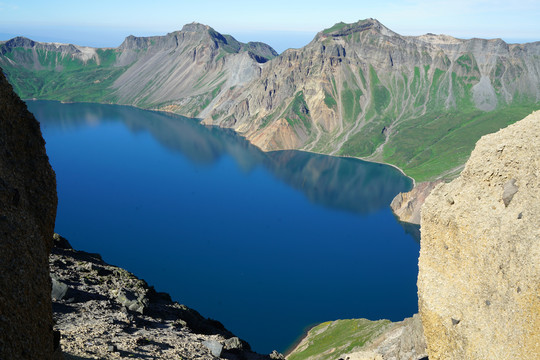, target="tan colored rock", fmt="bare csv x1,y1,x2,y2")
390,180,443,224
418,111,540,360
345,314,427,360
0,70,59,358
286,315,426,360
